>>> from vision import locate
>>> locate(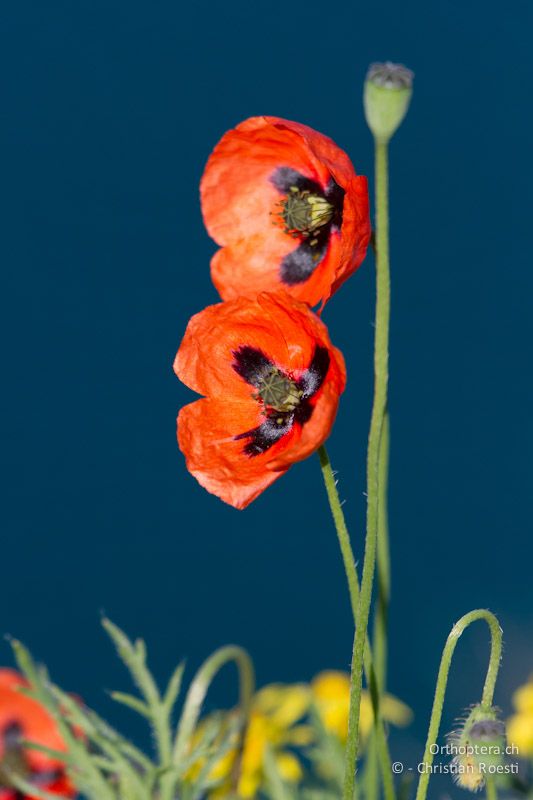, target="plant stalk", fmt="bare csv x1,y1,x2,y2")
318,444,395,800
365,412,392,800
342,136,392,800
